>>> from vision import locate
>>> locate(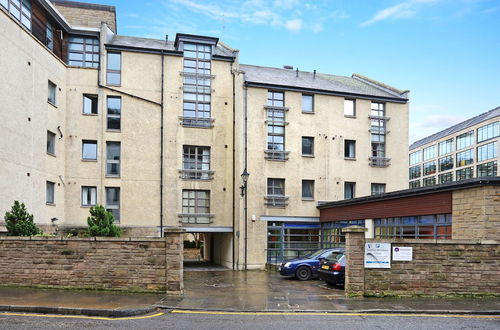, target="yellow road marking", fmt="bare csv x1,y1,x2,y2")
0,312,164,321
170,310,500,319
